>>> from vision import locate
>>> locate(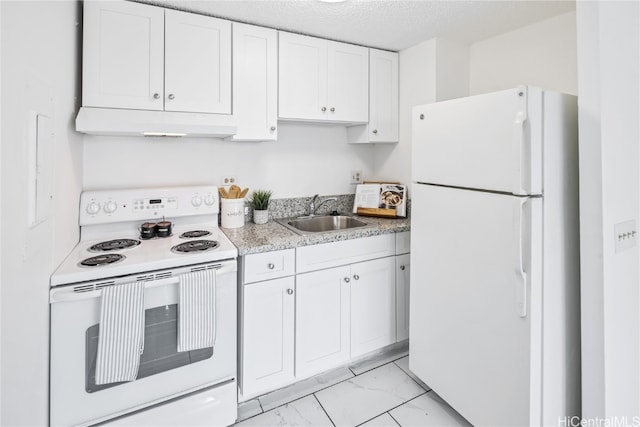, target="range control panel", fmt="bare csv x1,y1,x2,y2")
79,185,220,225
